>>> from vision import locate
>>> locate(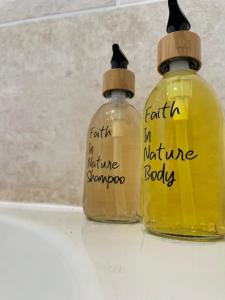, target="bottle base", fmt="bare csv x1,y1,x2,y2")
146,227,224,242
86,215,140,224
